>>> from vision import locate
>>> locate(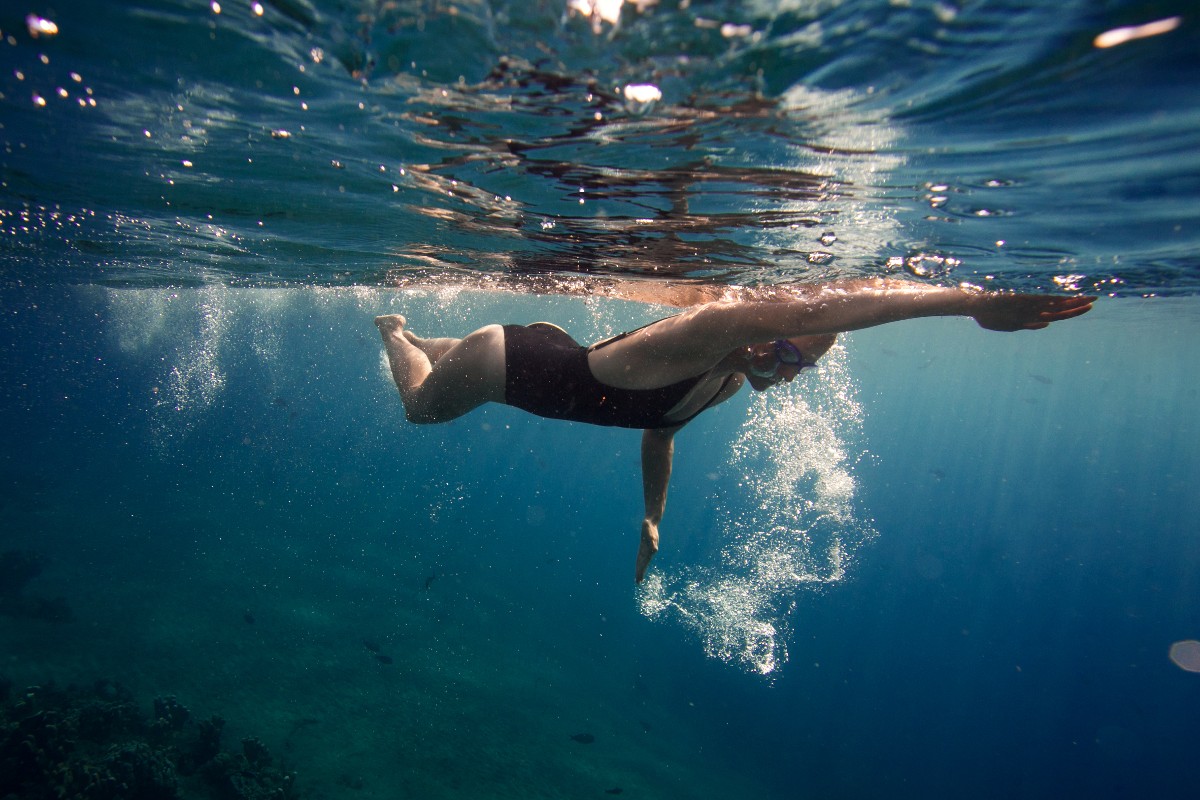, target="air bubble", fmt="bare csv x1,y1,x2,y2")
26,15,59,37
904,253,959,279
623,83,662,115
1169,640,1200,672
